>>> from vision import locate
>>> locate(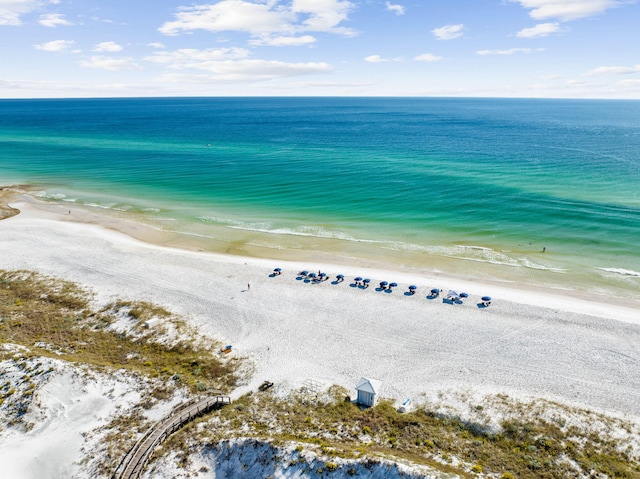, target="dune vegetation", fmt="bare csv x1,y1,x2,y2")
1,269,639,478
0,269,238,393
